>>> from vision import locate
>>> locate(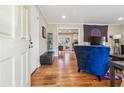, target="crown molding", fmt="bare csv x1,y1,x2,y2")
48,22,124,26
